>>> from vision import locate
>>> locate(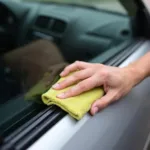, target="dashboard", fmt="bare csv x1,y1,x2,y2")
0,0,132,62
